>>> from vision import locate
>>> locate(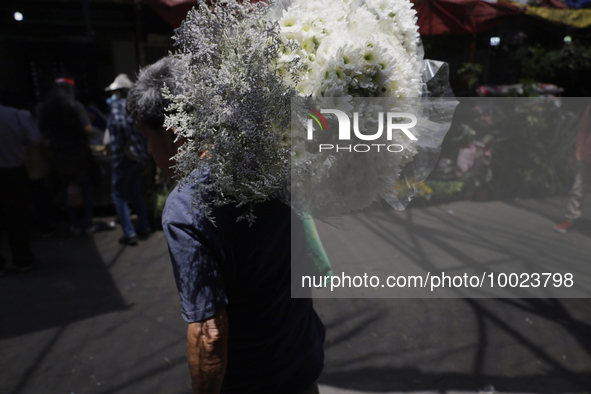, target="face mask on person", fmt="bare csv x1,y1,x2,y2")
106,94,117,105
